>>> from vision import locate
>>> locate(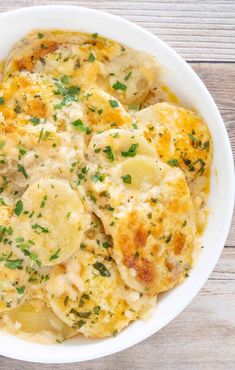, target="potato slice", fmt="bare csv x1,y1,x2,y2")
85,155,197,295
46,249,156,338
135,102,212,186
82,87,132,132
11,179,85,266
1,300,76,343
87,128,156,166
